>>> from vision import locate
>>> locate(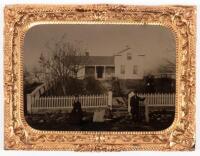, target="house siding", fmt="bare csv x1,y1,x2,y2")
114,50,144,79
